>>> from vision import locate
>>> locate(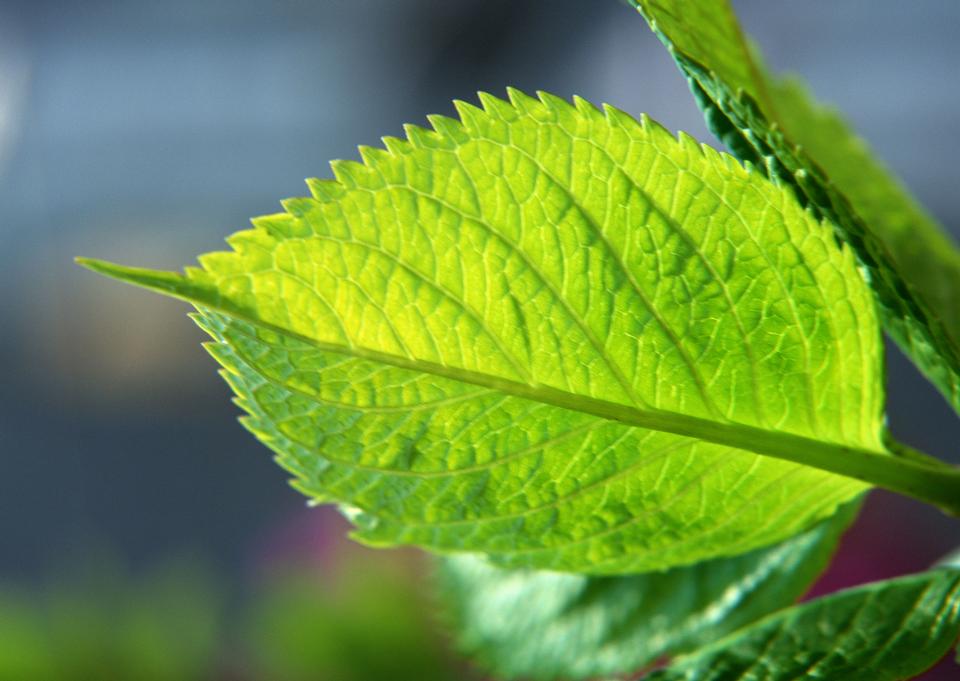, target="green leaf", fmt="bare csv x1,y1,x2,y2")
0,561,220,681
81,89,953,573
247,561,465,681
628,0,960,416
645,566,960,681
437,503,857,680
770,77,960,354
